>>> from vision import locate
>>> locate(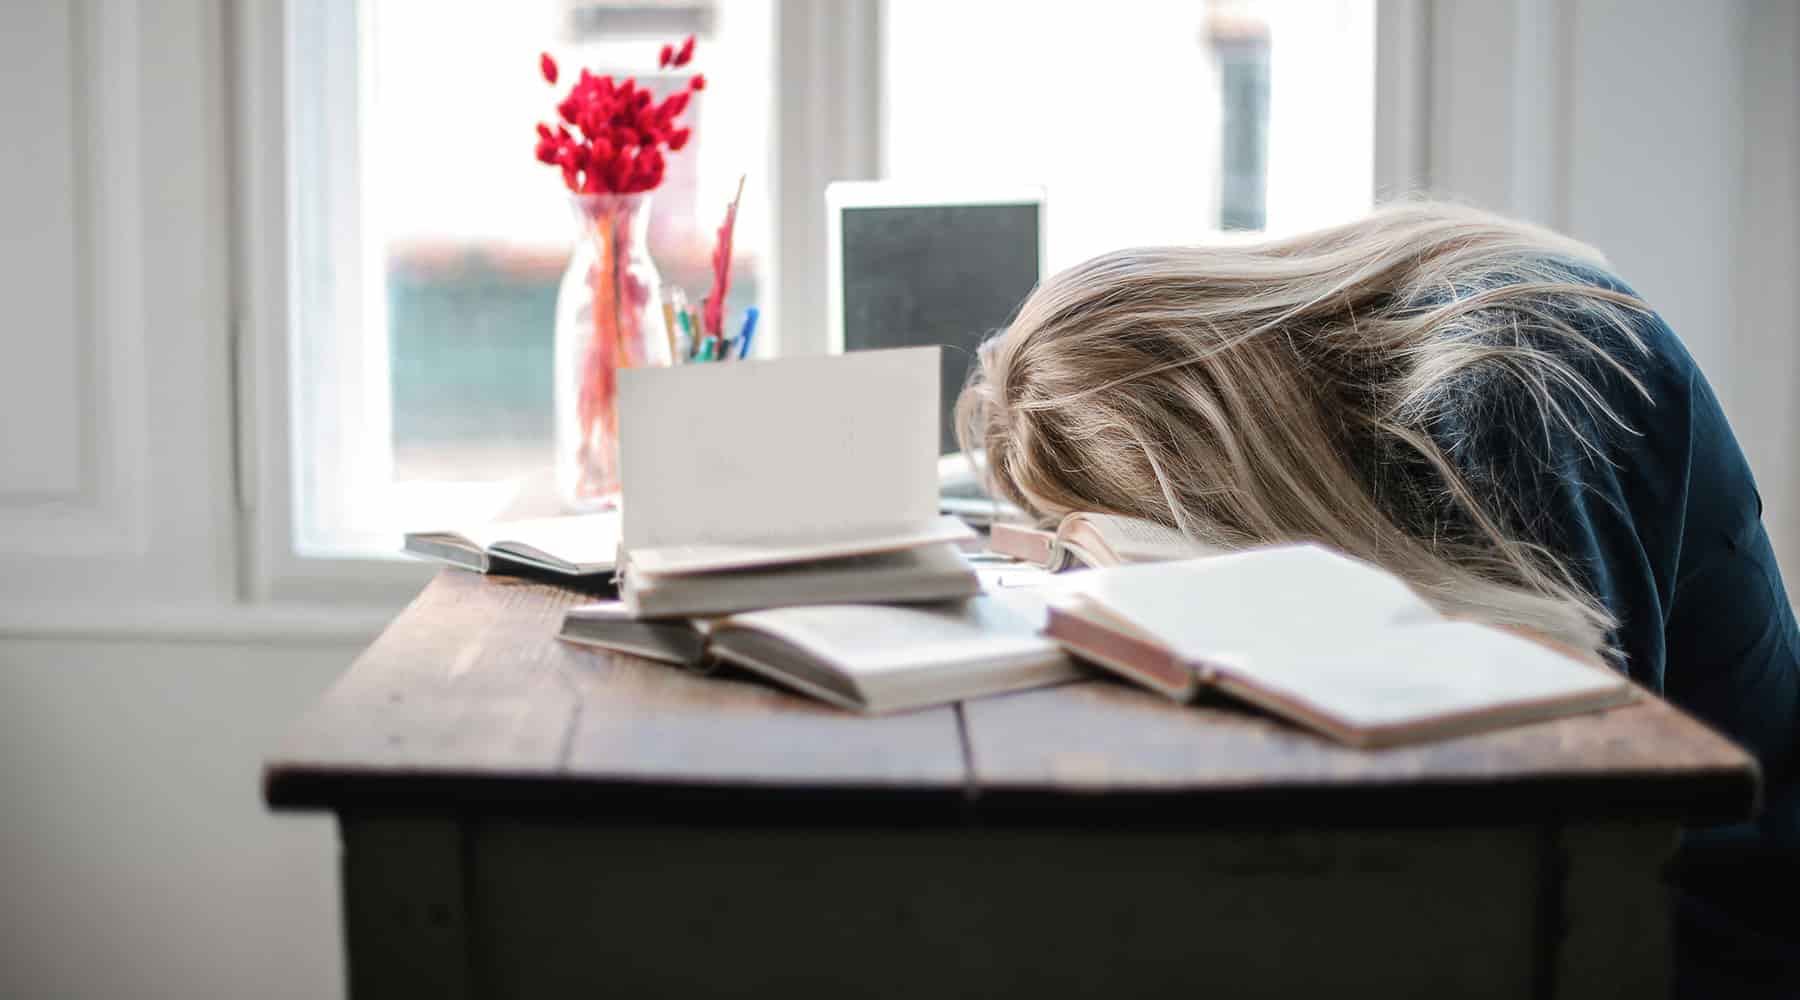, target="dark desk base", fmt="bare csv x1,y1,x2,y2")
340,813,1673,999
